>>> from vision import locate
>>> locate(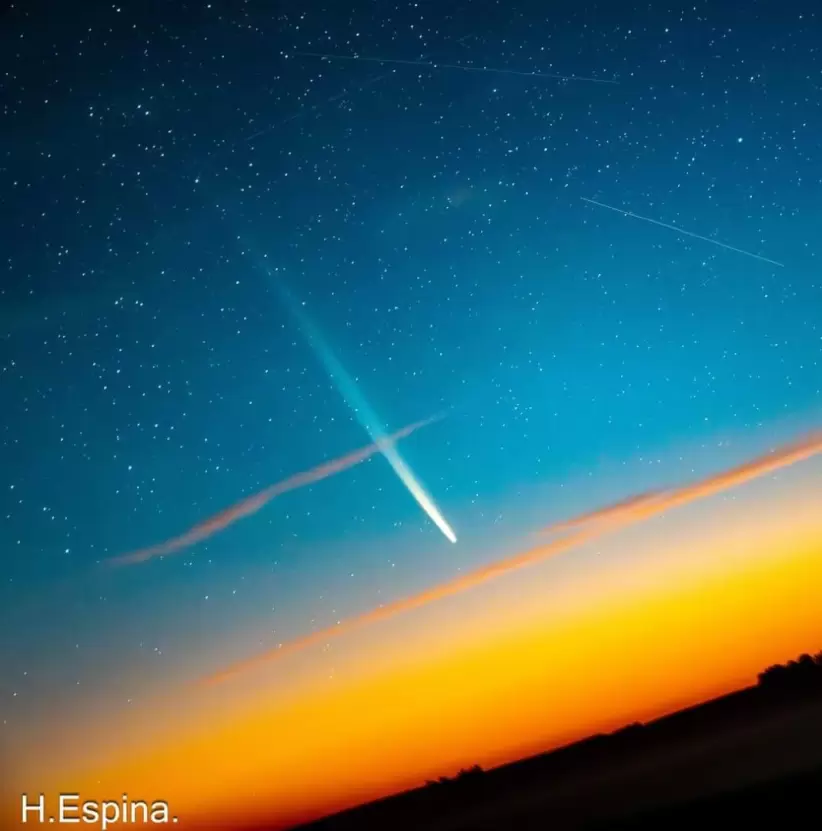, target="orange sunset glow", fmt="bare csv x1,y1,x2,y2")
5,469,821,830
